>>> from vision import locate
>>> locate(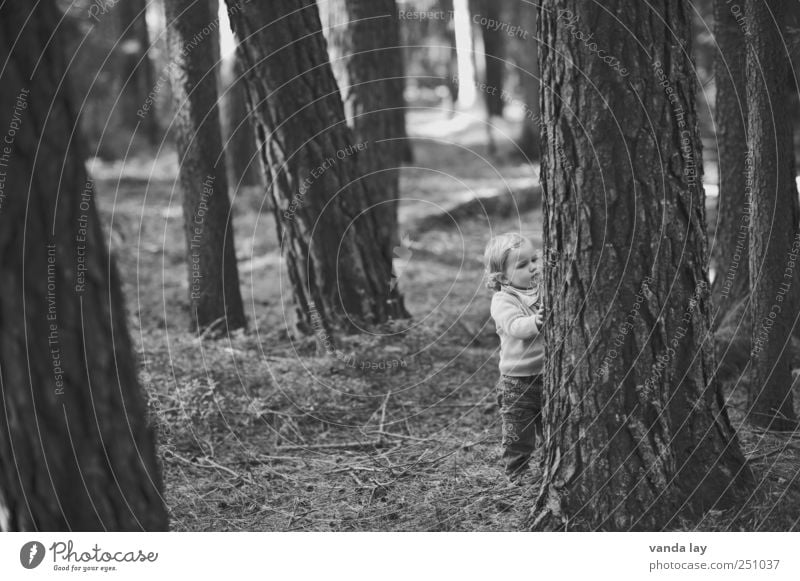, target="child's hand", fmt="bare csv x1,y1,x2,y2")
534,306,544,329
